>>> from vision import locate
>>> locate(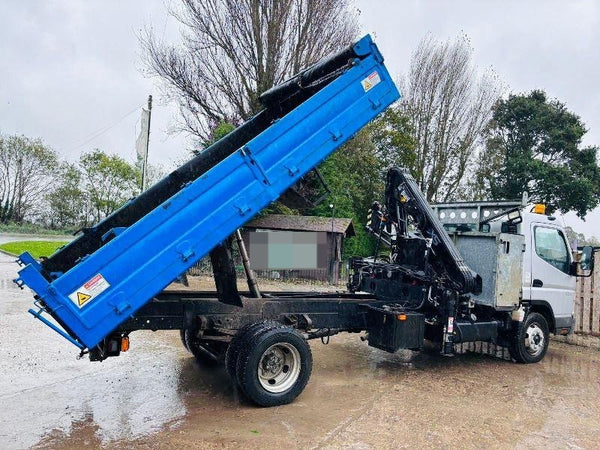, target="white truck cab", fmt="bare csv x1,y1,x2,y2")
433,200,594,339
520,208,576,334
